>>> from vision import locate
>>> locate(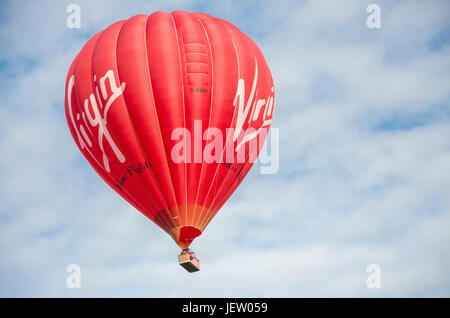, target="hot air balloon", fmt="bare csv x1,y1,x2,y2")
64,10,275,272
